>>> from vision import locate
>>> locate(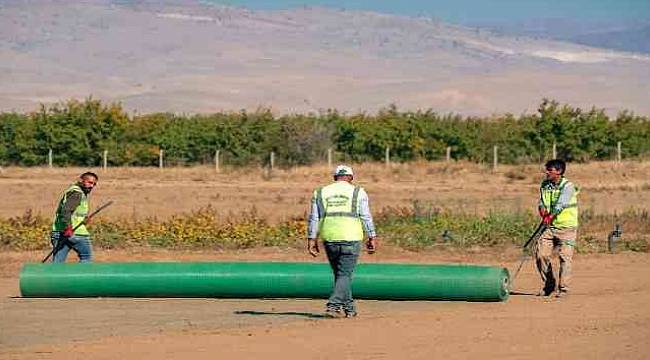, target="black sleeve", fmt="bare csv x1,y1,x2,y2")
61,191,82,227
